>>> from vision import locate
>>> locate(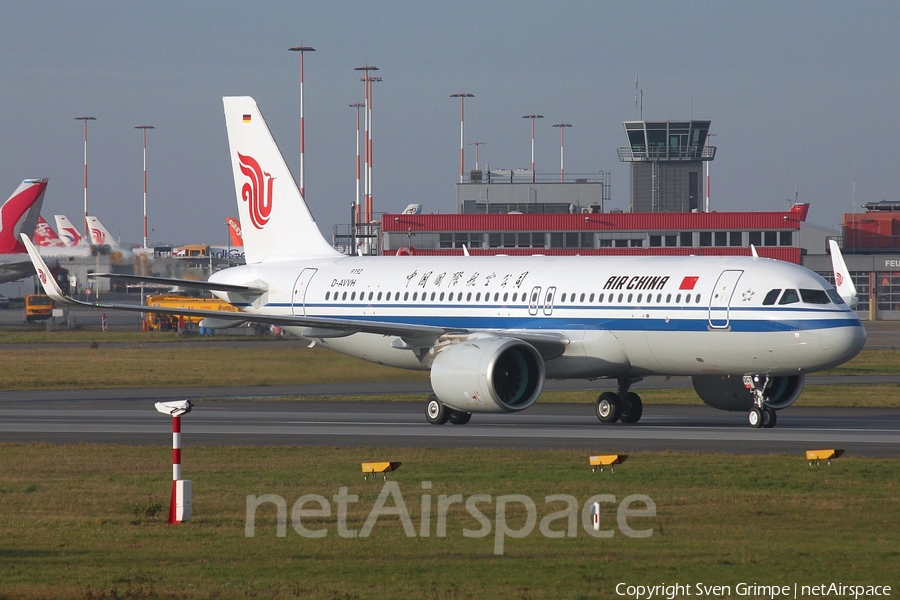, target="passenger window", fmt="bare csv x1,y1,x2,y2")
598,293,604,302
561,293,567,302
589,293,594,302
412,292,418,301
617,293,623,302
762,289,781,305
325,291,330,300
779,289,800,305
467,292,472,301
377,292,382,301
666,294,671,303
800,289,830,304
368,292,374,301
403,292,409,301
439,292,445,301
627,293,633,303
476,292,481,301
636,293,642,303
580,293,585,302
503,292,508,302
675,294,681,303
